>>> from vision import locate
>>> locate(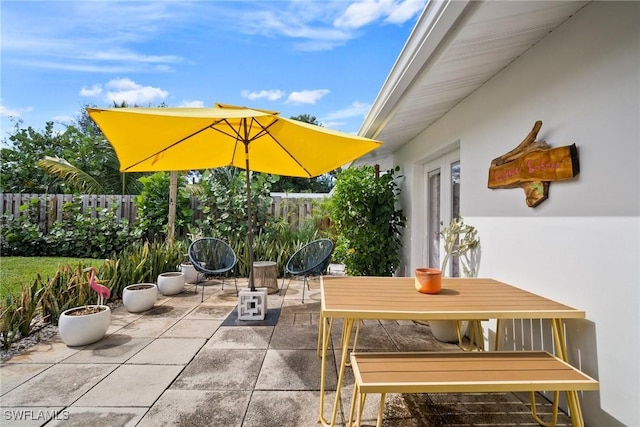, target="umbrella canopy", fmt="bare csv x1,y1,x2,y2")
88,104,382,289
87,104,381,176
